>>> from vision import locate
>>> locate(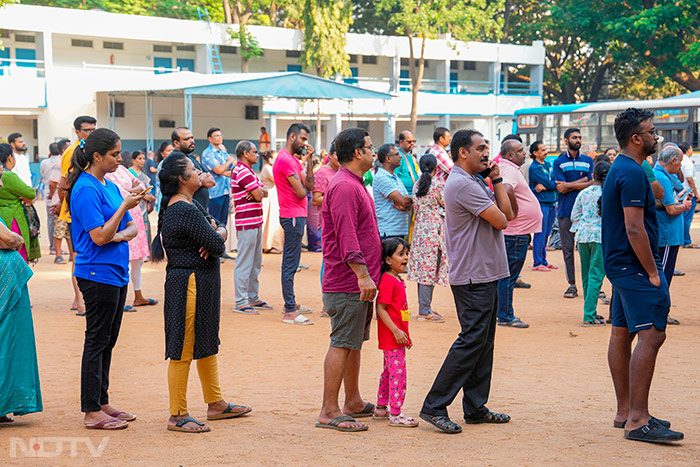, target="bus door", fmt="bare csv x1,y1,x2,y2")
515,114,540,148
656,126,686,146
